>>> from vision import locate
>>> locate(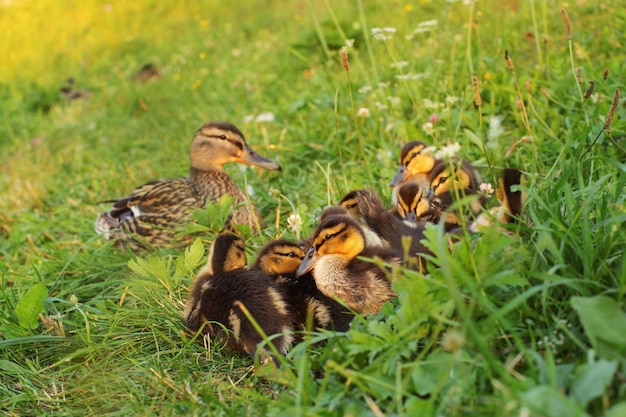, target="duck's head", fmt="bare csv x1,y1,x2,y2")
390,141,436,187
296,215,366,277
427,159,475,199
255,239,306,276
396,183,429,221
190,121,281,172
205,234,247,275
339,188,386,220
